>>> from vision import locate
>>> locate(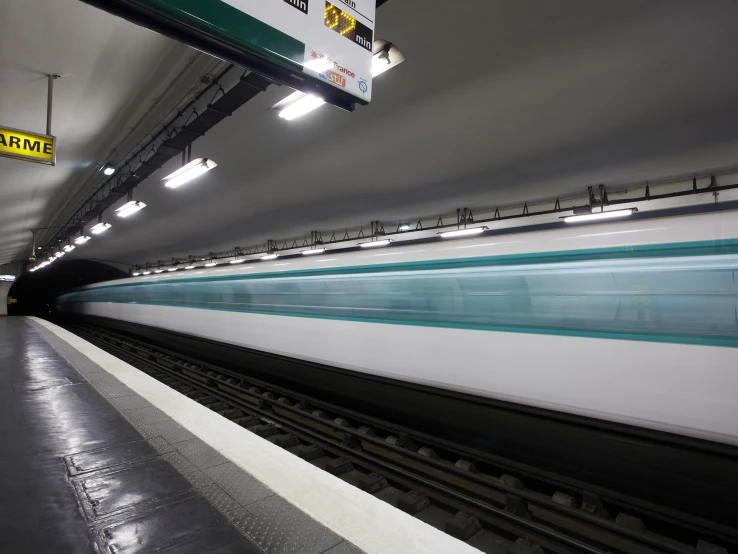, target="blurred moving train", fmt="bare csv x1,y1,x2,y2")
57,210,738,445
